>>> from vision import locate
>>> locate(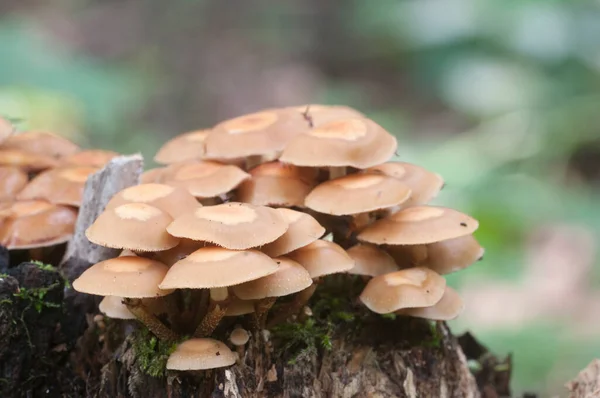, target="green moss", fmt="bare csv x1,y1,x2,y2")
132,328,179,378
13,282,61,313
29,261,57,272
421,321,443,348
271,318,333,365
